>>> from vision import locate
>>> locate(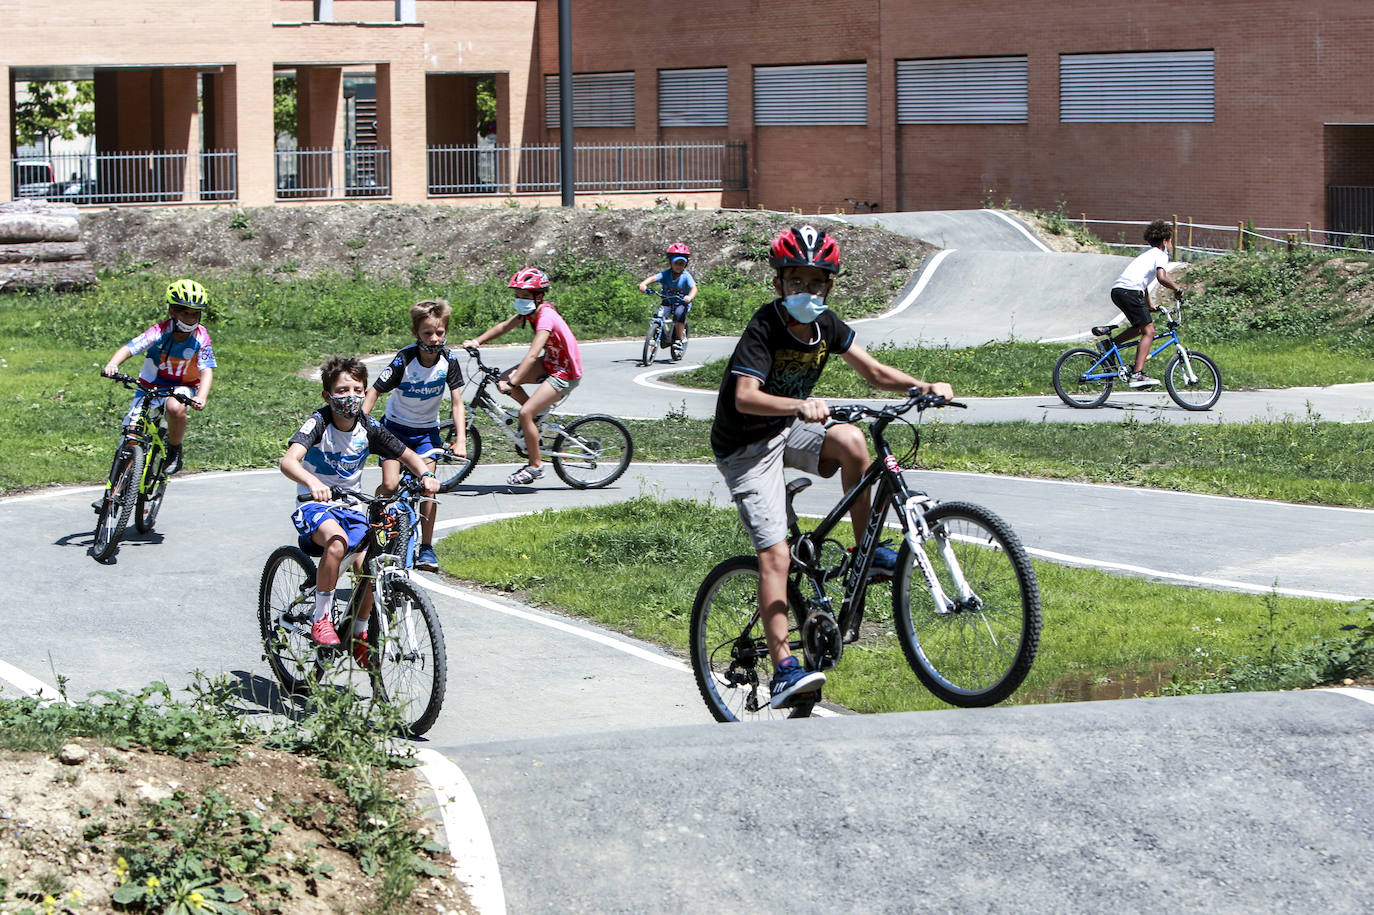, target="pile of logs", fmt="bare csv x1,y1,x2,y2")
0,200,96,292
